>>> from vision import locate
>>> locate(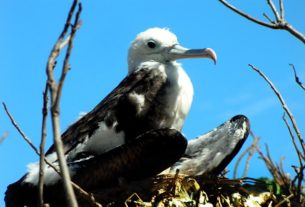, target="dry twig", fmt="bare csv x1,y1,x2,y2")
289,64,305,91
3,102,41,155
45,1,82,206
282,113,304,201
4,1,101,206
233,132,260,179
38,84,49,207
3,102,102,207
248,64,305,159
282,113,303,166
218,0,305,44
